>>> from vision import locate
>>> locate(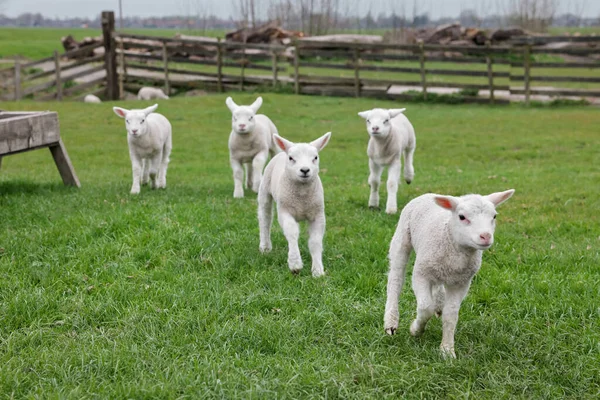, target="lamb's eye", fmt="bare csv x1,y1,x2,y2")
314,156,318,161
459,215,466,221
249,116,253,120
384,119,389,124
366,119,370,124
141,119,145,123
289,156,294,162
126,120,129,124
493,214,497,220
